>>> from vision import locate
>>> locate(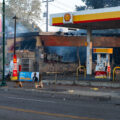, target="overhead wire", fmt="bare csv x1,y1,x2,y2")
55,0,75,10
41,0,73,31
50,2,72,12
